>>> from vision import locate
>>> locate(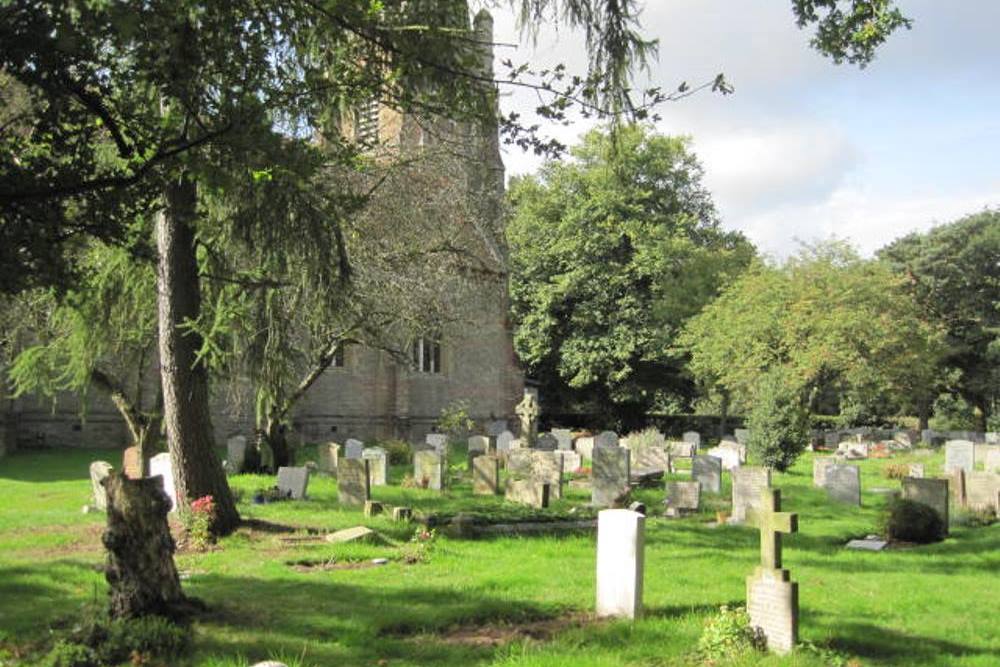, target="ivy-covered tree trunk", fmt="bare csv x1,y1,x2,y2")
156,175,239,534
